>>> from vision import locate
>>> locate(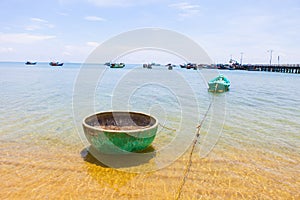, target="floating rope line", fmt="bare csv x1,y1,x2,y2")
175,99,213,200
